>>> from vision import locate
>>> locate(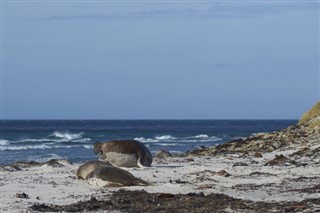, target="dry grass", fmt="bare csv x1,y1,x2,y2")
298,101,320,127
